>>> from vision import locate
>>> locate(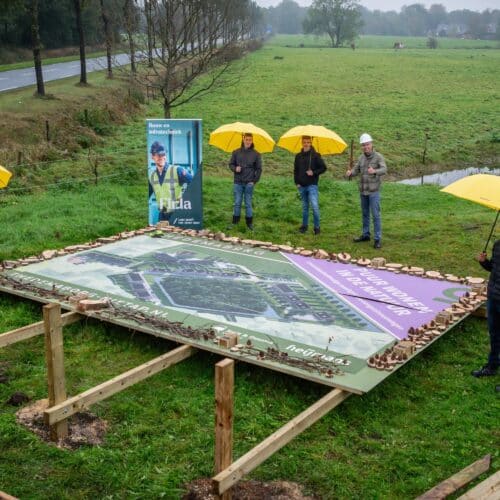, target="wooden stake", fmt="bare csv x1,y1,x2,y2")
0,312,81,348
45,345,194,425
43,303,68,441
215,359,234,500
213,388,350,495
417,454,491,499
